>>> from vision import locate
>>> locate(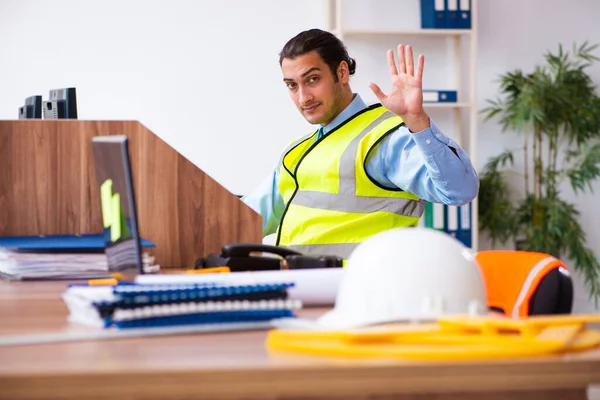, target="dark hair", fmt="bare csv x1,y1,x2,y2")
278,29,356,81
